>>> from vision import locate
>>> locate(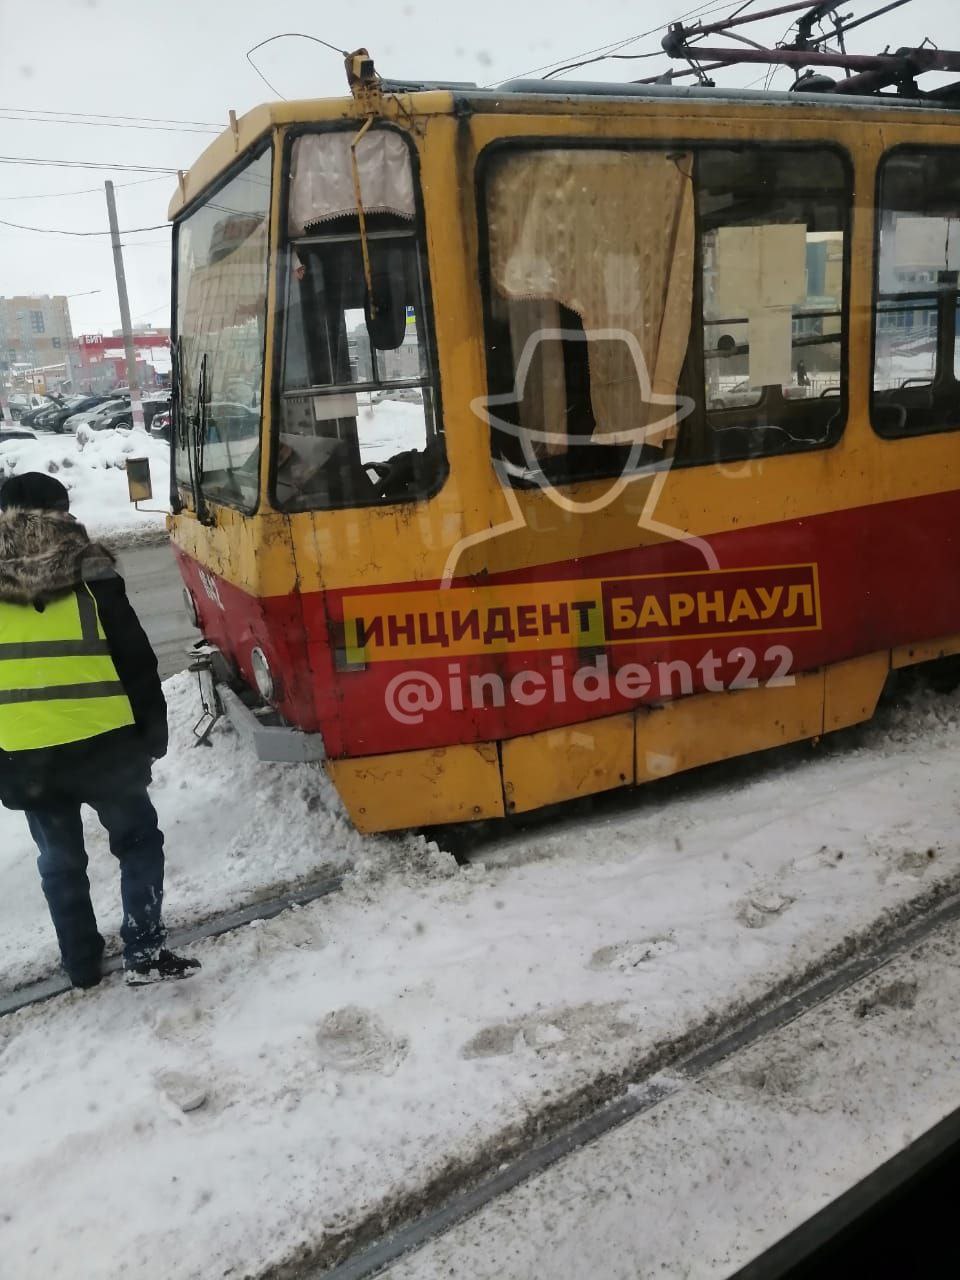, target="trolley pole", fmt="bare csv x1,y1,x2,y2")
104,180,145,431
